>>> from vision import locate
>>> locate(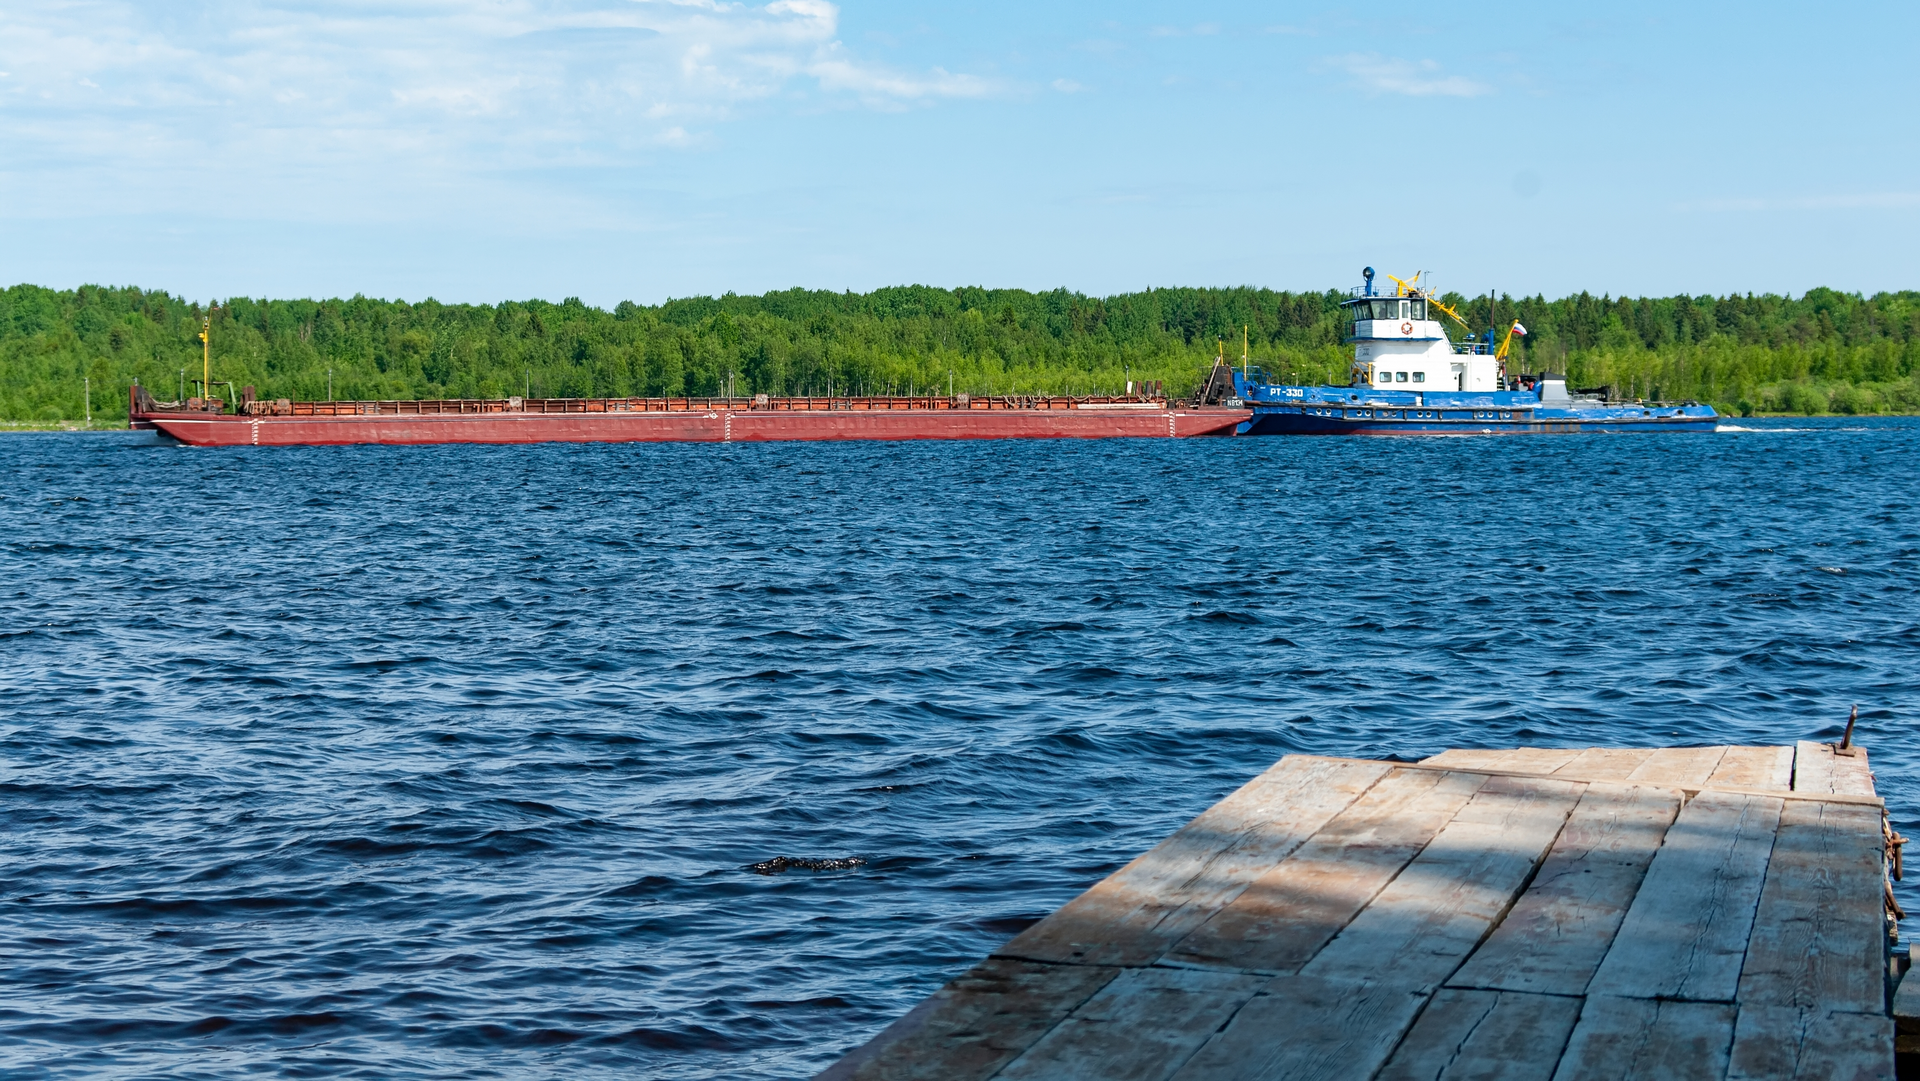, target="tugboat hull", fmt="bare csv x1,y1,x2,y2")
1238,405,1719,436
